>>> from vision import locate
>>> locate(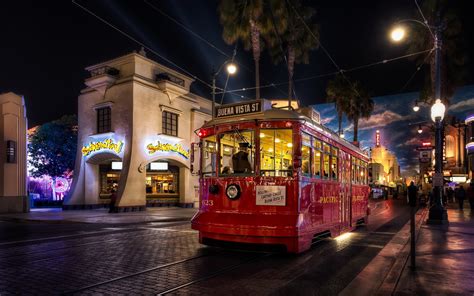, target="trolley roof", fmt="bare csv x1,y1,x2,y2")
202,99,368,159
